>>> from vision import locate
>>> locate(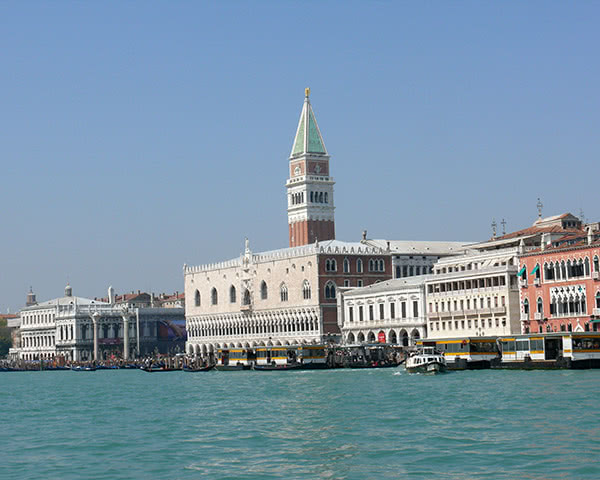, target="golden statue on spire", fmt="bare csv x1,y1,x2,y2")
305,87,310,97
